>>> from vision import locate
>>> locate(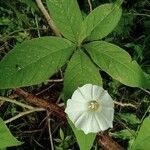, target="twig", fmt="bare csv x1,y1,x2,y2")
35,0,61,36
127,12,150,18
4,108,45,124
140,88,150,95
46,79,63,83
15,88,66,120
0,96,34,110
97,132,125,150
47,112,54,150
35,84,54,96
114,100,137,109
88,0,92,12
35,14,41,37
15,88,124,150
